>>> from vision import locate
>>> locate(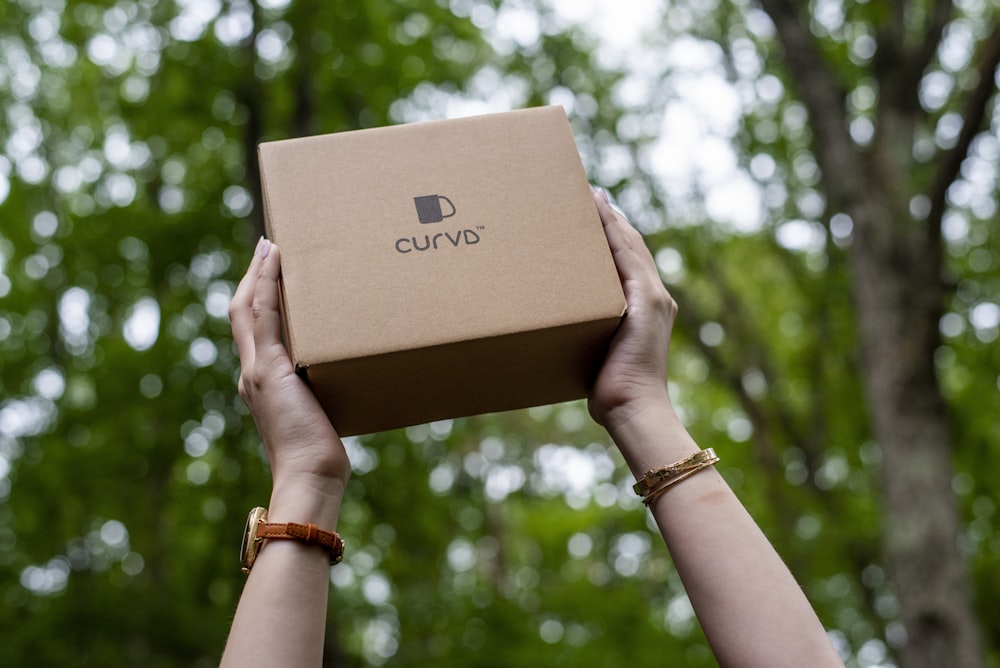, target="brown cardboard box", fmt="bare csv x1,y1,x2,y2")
258,106,626,436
